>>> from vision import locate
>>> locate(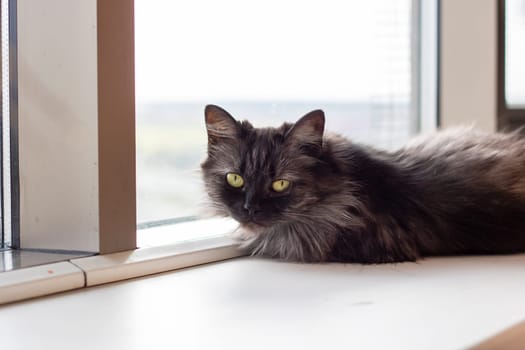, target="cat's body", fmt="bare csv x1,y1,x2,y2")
201,105,525,263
